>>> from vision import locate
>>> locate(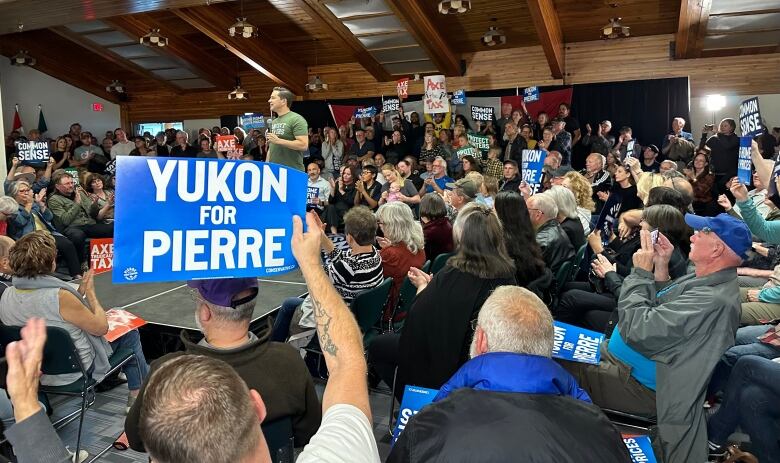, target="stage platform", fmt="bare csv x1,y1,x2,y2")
91,270,308,358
